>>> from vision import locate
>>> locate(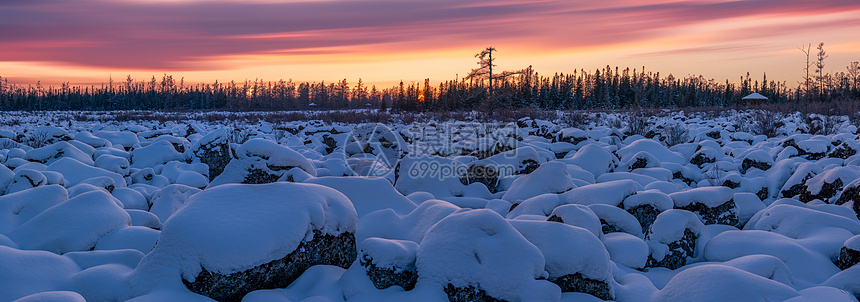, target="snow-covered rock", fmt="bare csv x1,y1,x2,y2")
130,182,356,301
415,209,560,302
669,186,739,226
644,209,709,270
